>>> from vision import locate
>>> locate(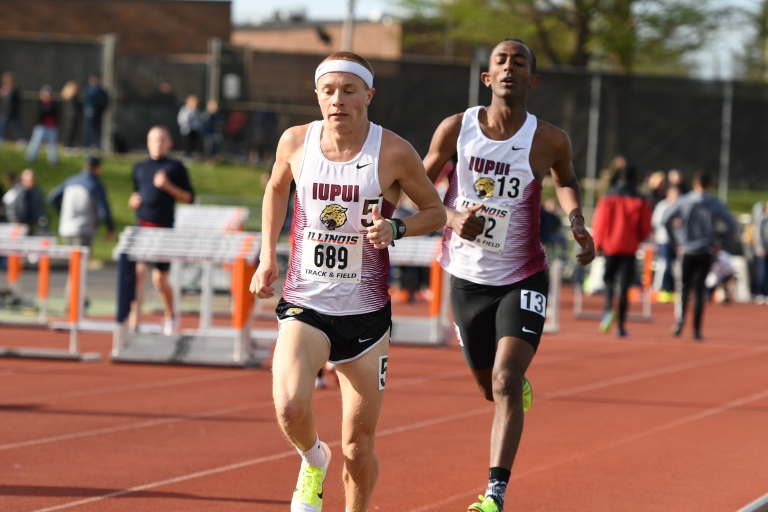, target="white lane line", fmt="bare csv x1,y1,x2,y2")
28,346,768,510
1,368,471,453
737,492,768,512
0,403,261,452
29,405,494,512
1,371,249,404
408,373,768,511
539,347,768,400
